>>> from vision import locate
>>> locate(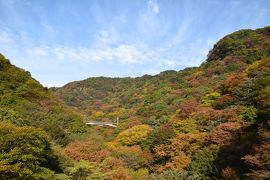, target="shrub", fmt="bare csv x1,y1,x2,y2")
115,125,152,146
201,92,221,106
171,118,198,134
239,106,257,123
0,122,58,179
187,145,219,179
65,139,110,163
